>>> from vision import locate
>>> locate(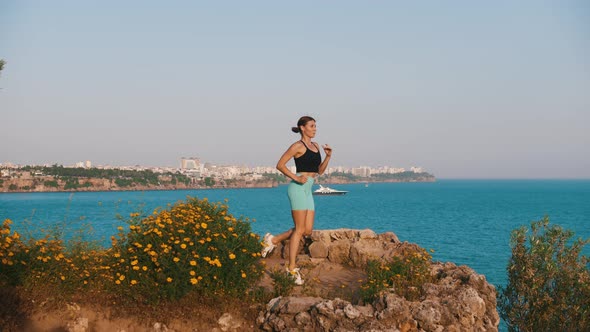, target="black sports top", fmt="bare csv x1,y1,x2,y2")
294,141,322,173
